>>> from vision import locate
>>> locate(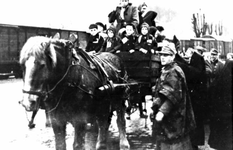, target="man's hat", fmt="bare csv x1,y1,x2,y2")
159,42,176,55
195,45,206,52
210,48,218,55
